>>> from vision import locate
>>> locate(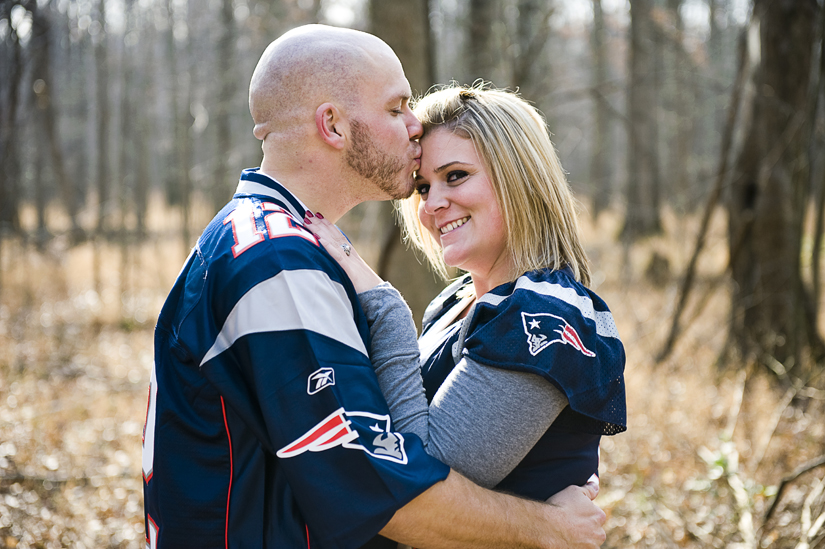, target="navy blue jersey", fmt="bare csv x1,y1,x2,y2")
419,269,626,500
142,168,449,549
